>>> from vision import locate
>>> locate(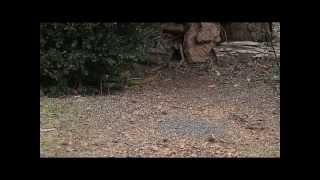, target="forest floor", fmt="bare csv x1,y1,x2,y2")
40,42,280,158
